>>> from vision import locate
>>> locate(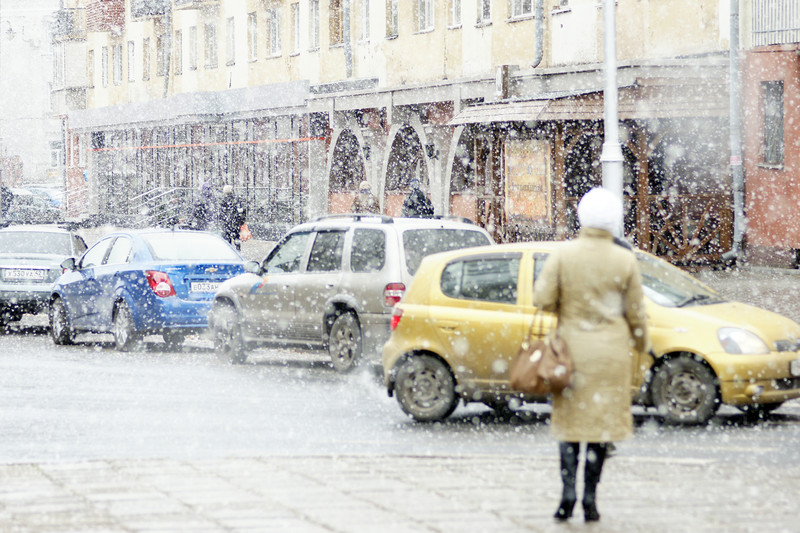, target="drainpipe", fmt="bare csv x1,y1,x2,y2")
600,0,624,204
343,0,352,78
531,0,543,68
724,0,745,265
